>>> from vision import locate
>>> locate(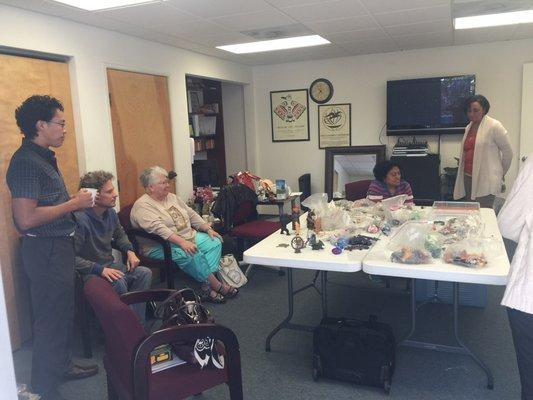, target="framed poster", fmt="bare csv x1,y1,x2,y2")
270,89,310,142
318,103,351,149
